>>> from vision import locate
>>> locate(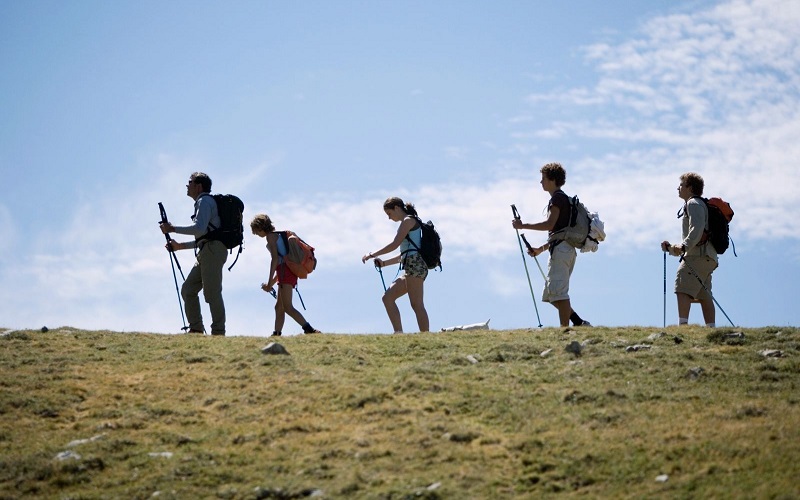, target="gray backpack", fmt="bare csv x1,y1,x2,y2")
550,195,593,249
